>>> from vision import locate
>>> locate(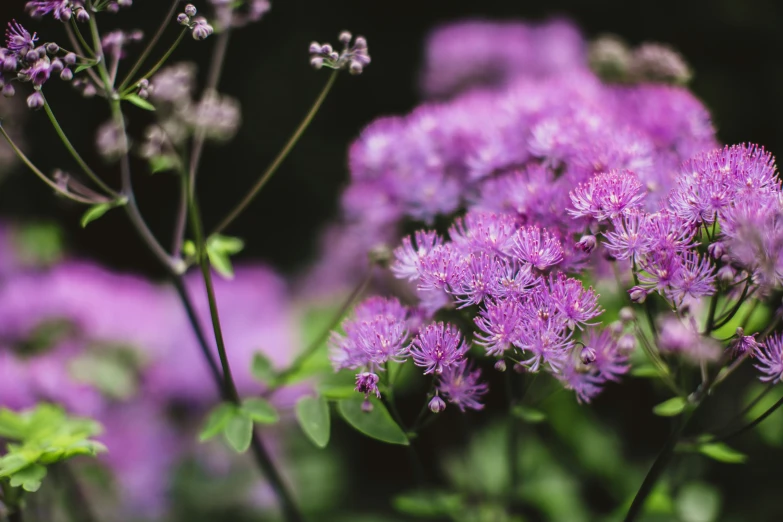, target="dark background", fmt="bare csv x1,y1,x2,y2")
2,1,783,519
0,0,782,278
